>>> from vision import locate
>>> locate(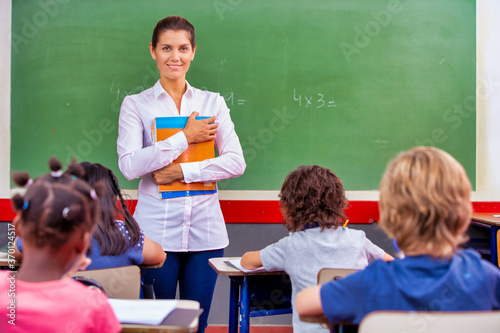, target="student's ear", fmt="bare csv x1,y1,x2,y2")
149,42,157,60
75,231,92,255
191,46,196,60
